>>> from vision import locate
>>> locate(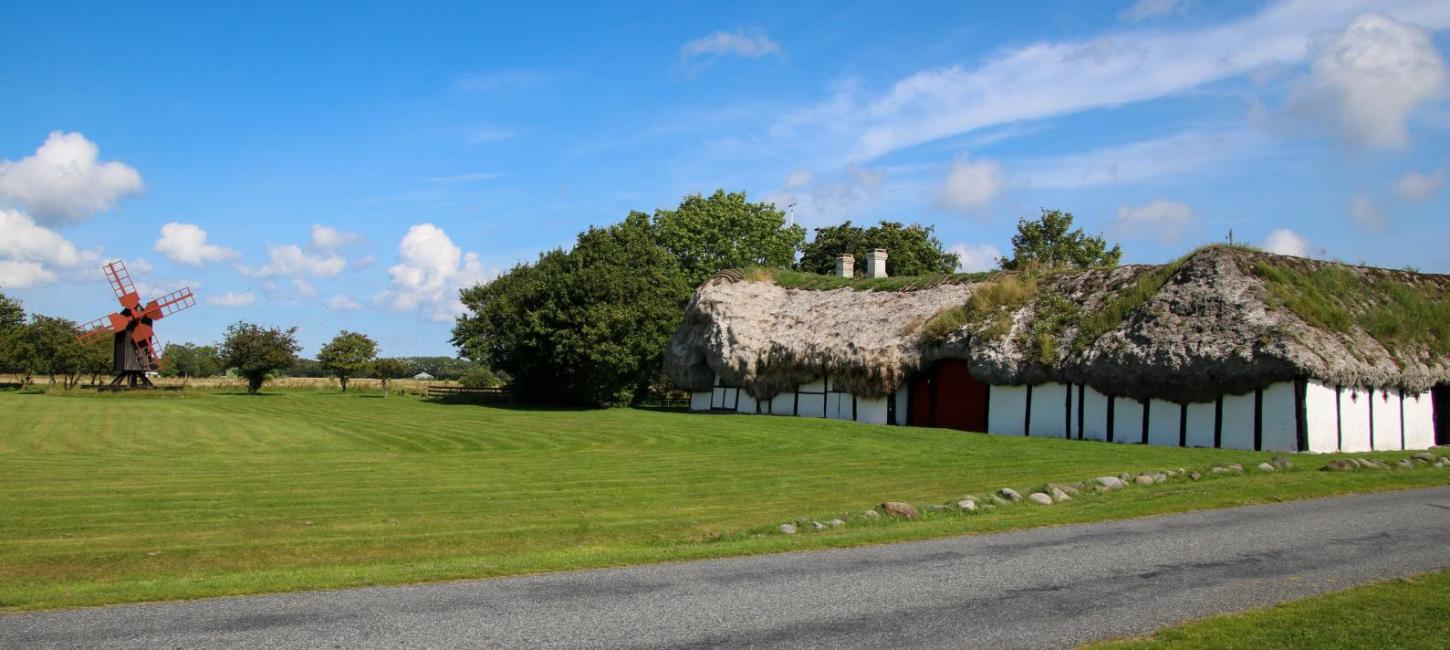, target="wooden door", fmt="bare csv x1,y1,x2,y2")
933,359,989,432
1435,385,1450,446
